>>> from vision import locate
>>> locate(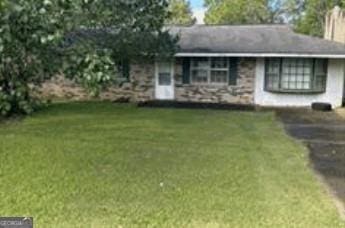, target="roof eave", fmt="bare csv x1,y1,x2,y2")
175,53,345,59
